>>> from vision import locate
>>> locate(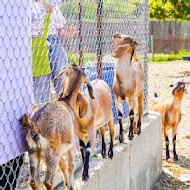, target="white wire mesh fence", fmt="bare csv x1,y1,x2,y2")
0,0,149,189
